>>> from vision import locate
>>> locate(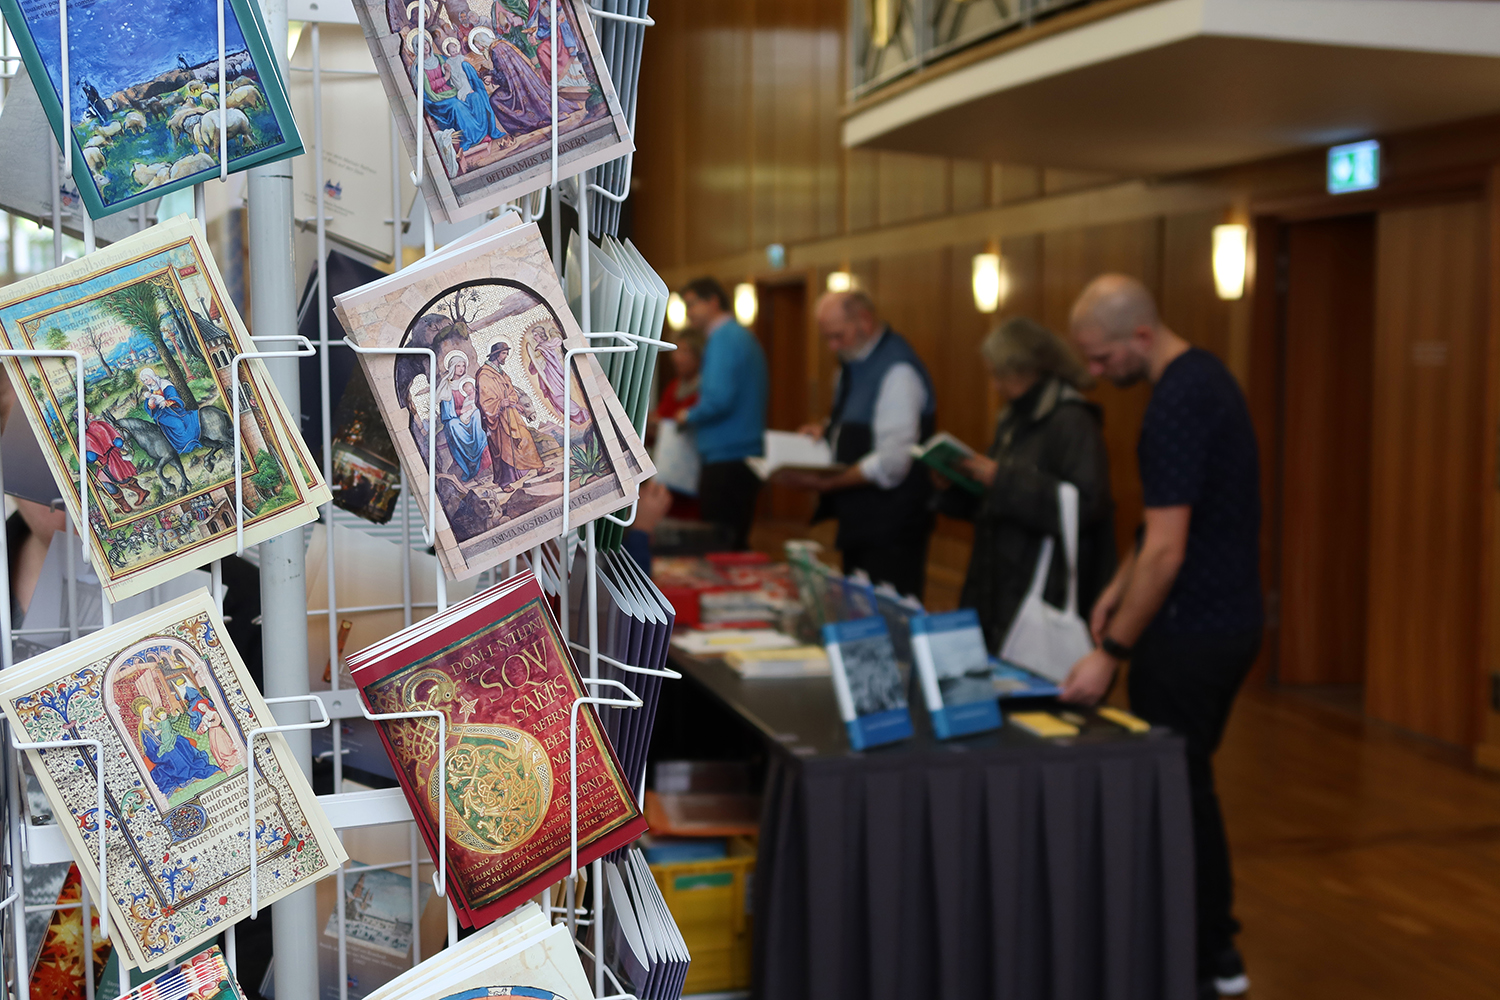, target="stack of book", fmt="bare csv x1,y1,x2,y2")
0,217,330,603
347,570,647,929
599,849,691,1000
0,591,348,970
334,217,653,581
361,902,594,1000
